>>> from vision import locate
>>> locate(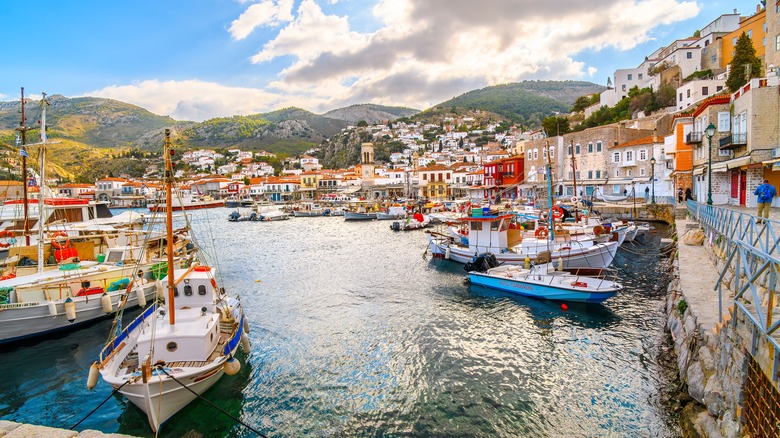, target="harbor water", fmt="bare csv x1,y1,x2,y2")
0,210,679,436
